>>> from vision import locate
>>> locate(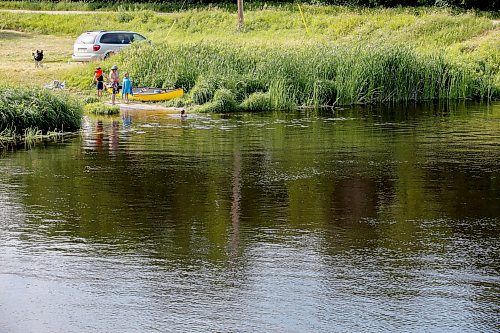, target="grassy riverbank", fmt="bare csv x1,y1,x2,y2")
91,42,494,110
0,0,497,11
0,86,83,145
0,6,497,46
0,30,76,88
0,1,277,12
0,6,498,110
